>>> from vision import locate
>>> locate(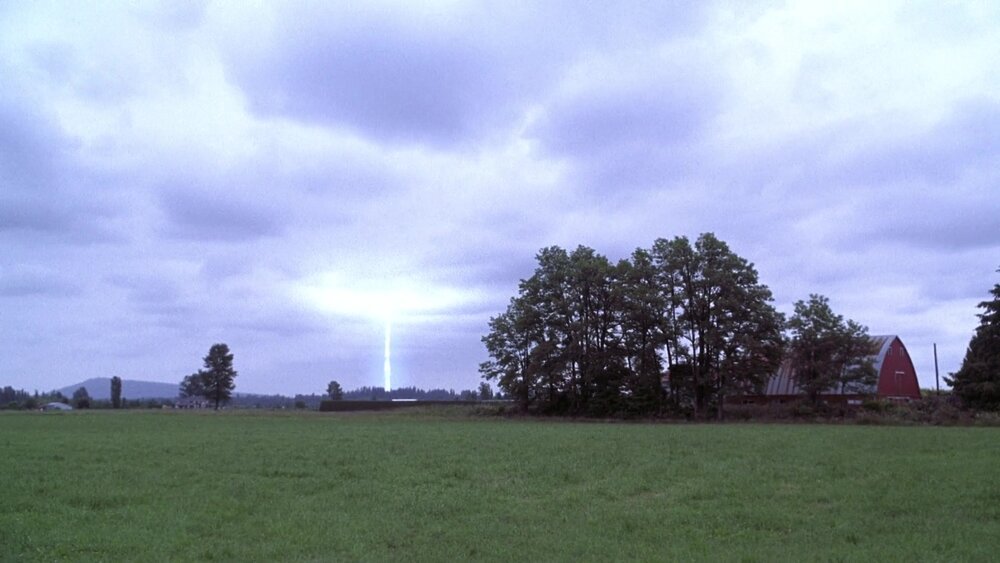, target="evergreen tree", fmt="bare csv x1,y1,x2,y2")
110,376,123,409
199,343,237,410
947,268,1000,410
326,380,344,400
